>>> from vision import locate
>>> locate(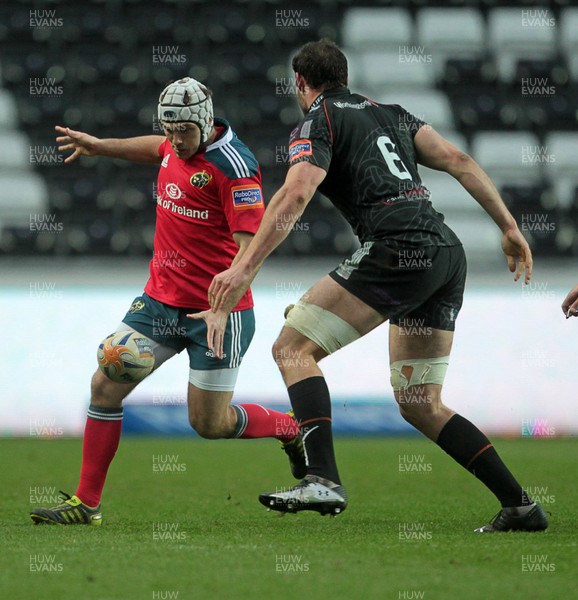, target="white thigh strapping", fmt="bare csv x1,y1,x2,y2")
188,367,240,392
